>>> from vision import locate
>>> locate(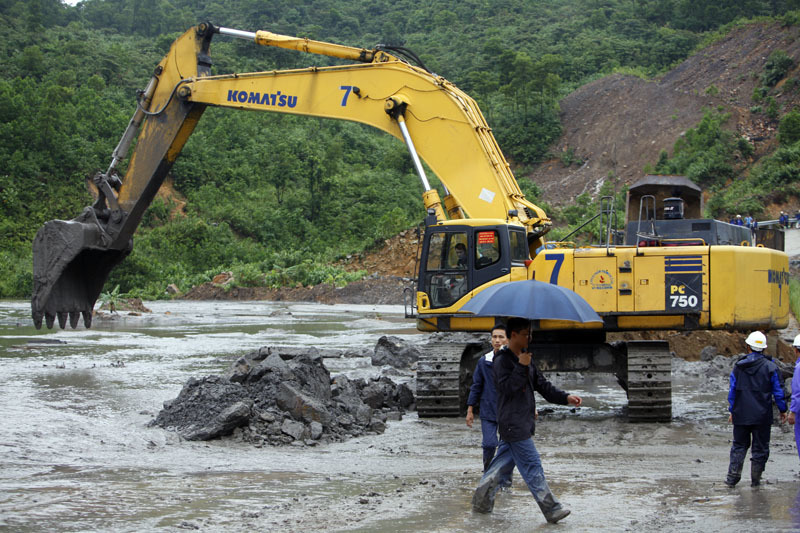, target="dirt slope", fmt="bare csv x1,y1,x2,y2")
337,228,421,278
528,22,800,208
